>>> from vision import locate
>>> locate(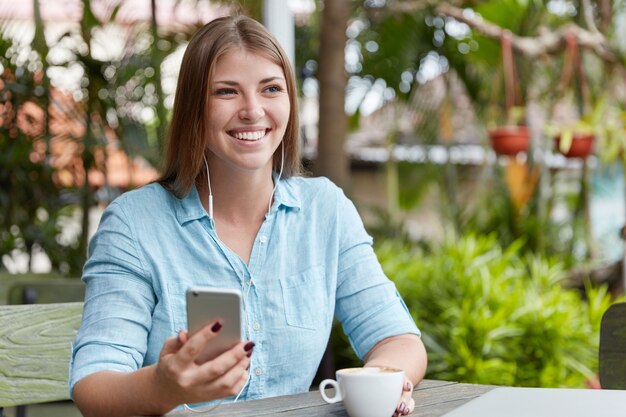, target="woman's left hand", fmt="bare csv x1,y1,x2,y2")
393,377,414,416
363,334,426,416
